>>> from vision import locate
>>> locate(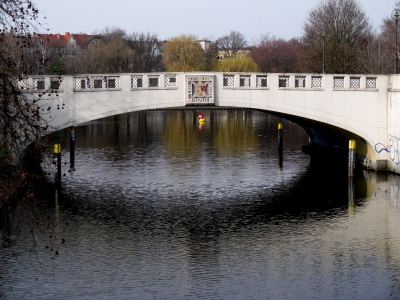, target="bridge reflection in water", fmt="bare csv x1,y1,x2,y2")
1,110,400,299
